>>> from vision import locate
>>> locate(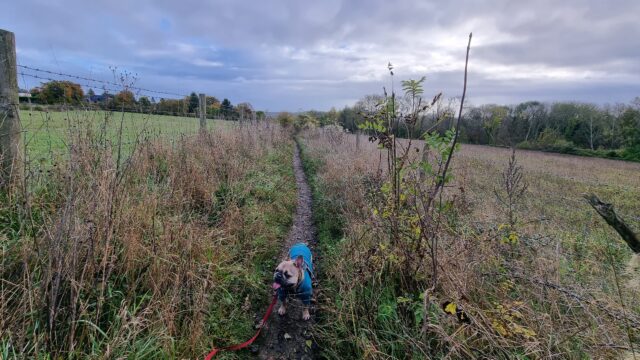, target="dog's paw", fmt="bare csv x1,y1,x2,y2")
278,305,287,316
302,309,310,321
